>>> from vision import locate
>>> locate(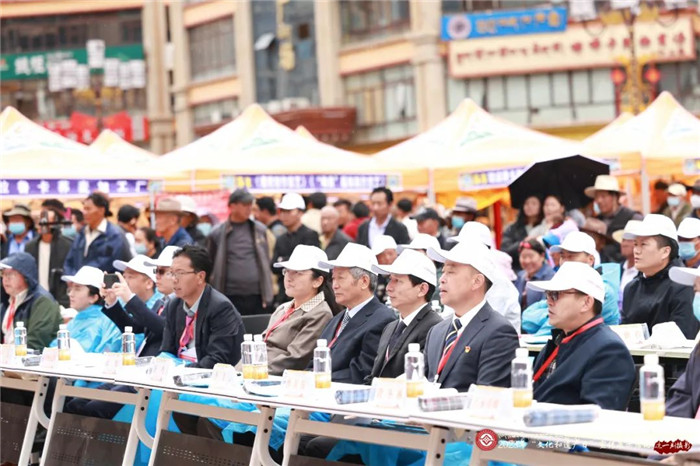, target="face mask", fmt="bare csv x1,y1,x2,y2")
197,223,212,237
62,226,77,239
134,243,148,255
451,216,465,230
667,196,681,207
693,293,700,321
691,194,700,209
593,203,601,216
679,241,697,260
8,222,26,236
